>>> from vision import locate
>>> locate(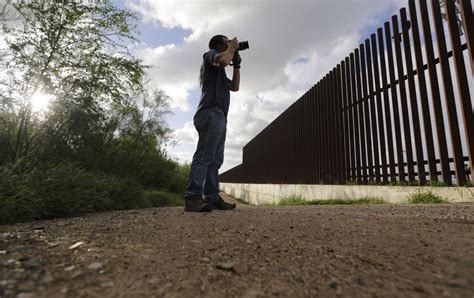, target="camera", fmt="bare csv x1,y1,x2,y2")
238,41,249,51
